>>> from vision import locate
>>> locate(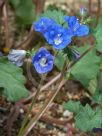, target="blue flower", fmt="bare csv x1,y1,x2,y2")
44,24,72,50
8,49,26,67
32,47,54,74
64,16,89,37
34,17,55,33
